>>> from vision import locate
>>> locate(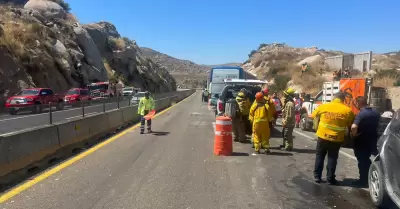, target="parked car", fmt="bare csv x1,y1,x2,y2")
130,92,147,104
216,79,267,116
122,87,140,97
64,88,92,106
368,111,400,209
5,88,65,115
